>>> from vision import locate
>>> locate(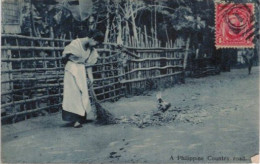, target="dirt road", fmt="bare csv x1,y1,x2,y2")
2,67,259,163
